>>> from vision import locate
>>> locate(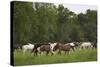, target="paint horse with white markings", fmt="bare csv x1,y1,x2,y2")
31,42,58,56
